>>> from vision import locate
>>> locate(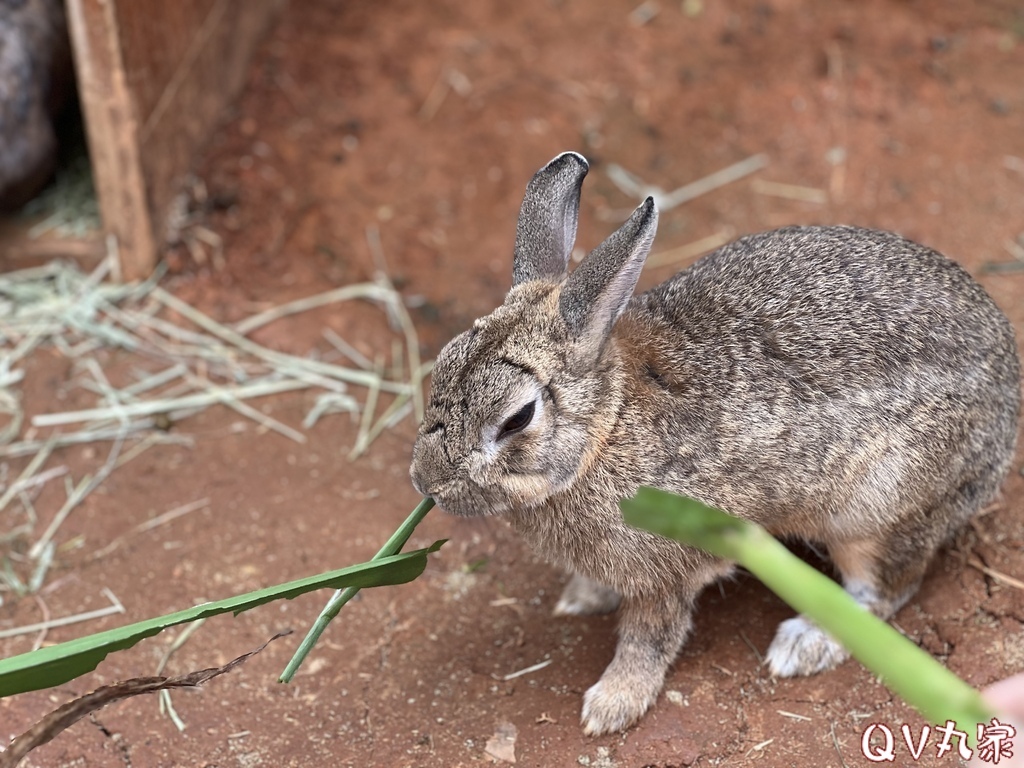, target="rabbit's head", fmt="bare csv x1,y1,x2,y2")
411,153,657,517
